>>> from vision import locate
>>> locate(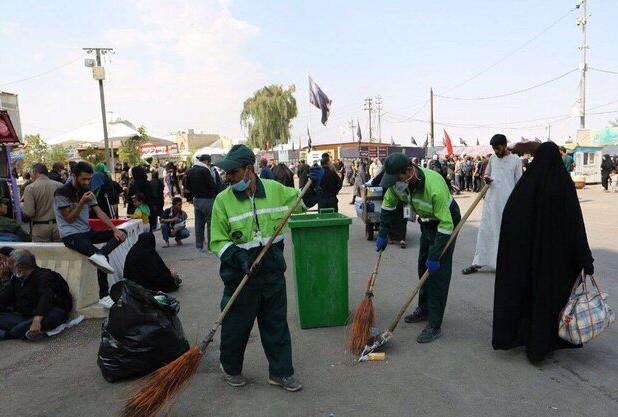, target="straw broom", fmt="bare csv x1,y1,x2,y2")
358,184,491,360
346,251,383,355
121,179,314,417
